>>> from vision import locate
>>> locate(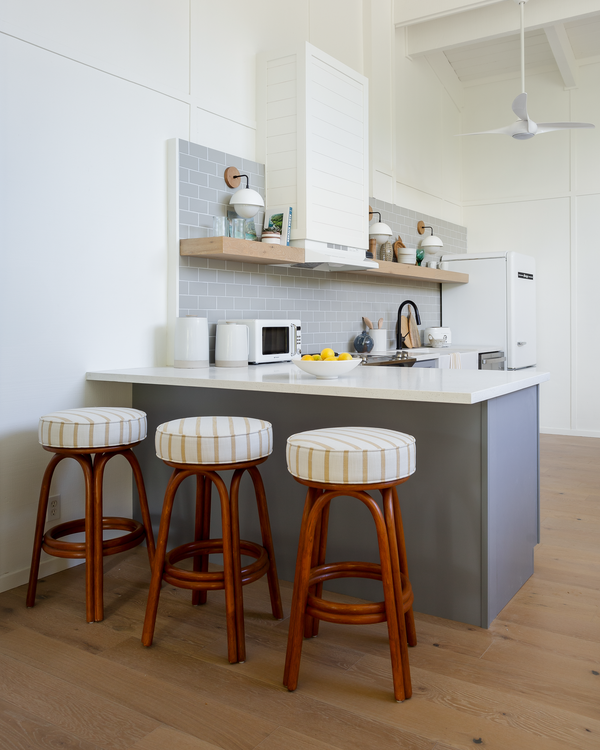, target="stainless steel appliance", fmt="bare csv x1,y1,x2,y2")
479,351,506,370
219,319,301,364
441,251,536,371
